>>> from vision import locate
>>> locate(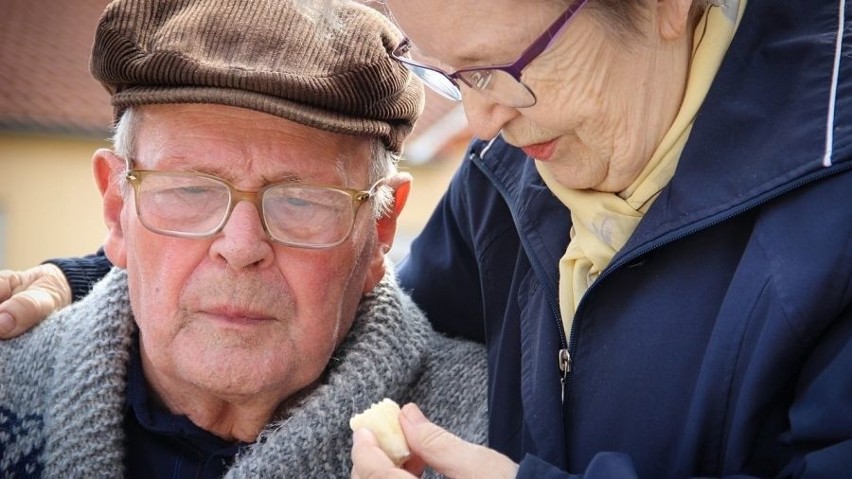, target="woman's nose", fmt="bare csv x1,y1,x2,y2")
460,88,520,140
